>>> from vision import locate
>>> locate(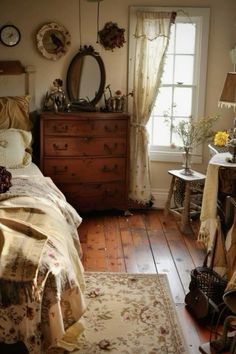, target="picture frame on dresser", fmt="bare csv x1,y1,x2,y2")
40,111,130,213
